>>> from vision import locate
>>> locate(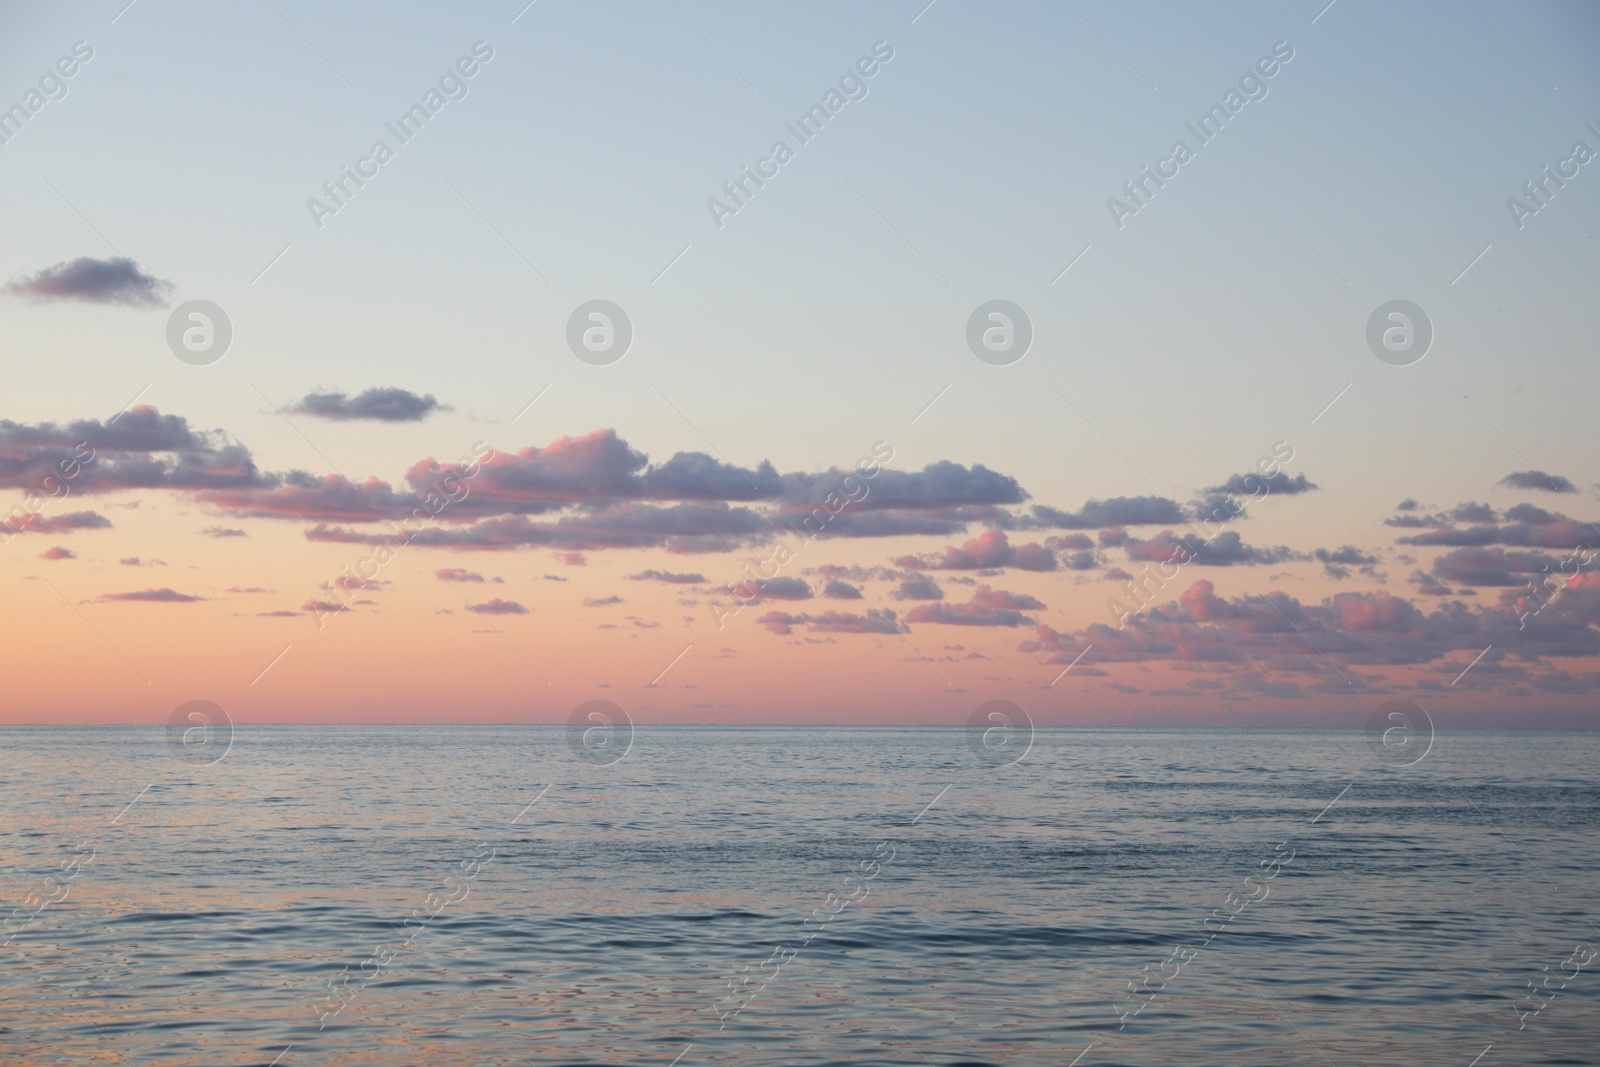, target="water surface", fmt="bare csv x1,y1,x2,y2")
2,726,1596,1066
